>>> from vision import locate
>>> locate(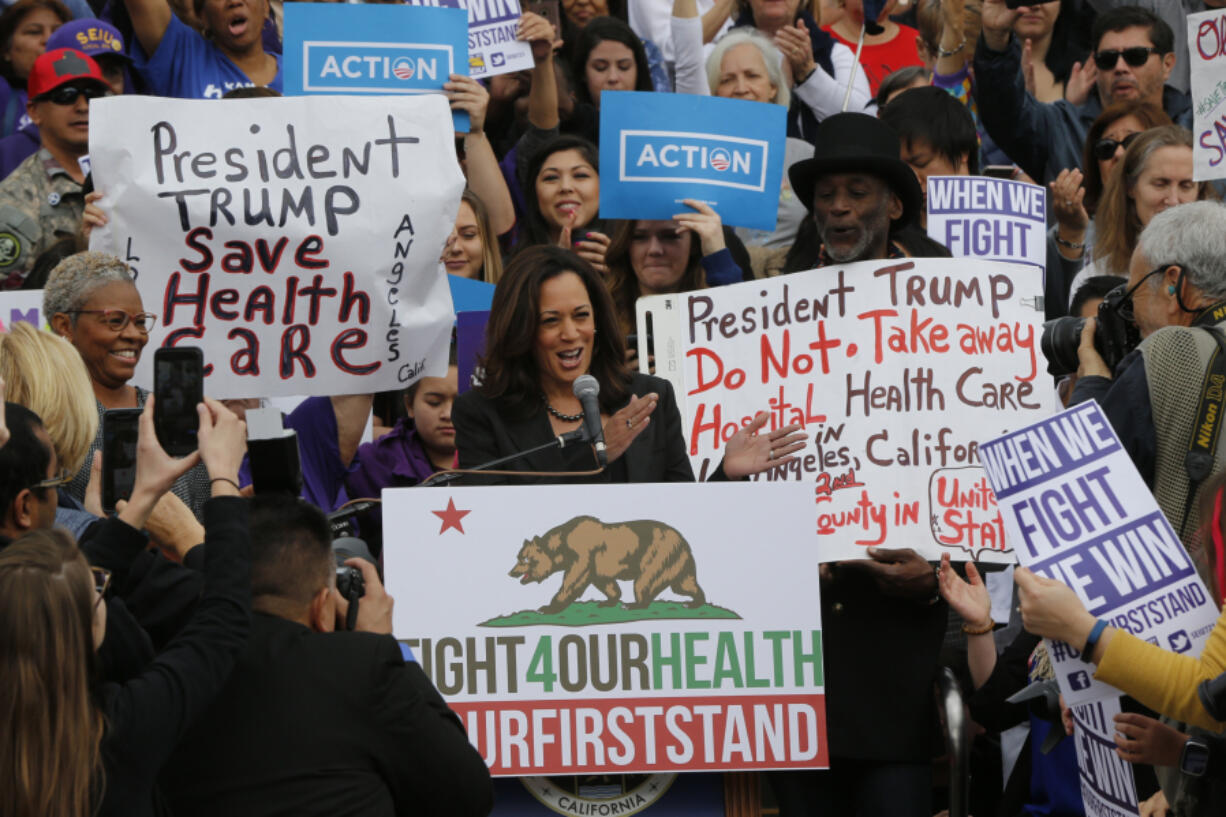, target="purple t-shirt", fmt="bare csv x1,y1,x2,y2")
239,396,351,511
131,14,282,99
